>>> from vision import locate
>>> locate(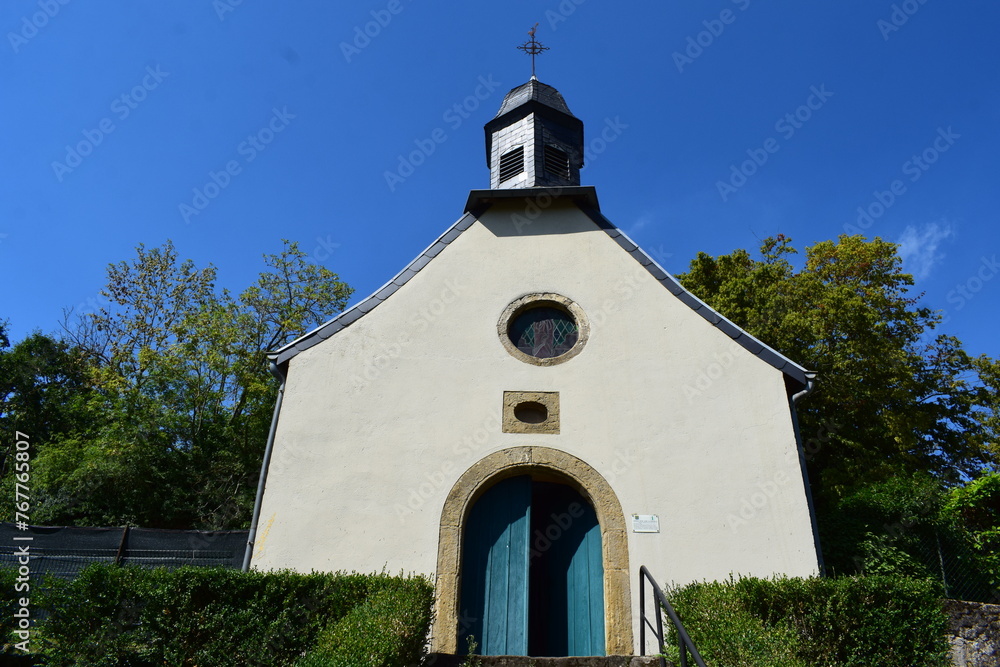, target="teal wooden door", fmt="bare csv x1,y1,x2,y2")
459,476,531,655
460,477,604,656
528,481,605,656
565,513,605,654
